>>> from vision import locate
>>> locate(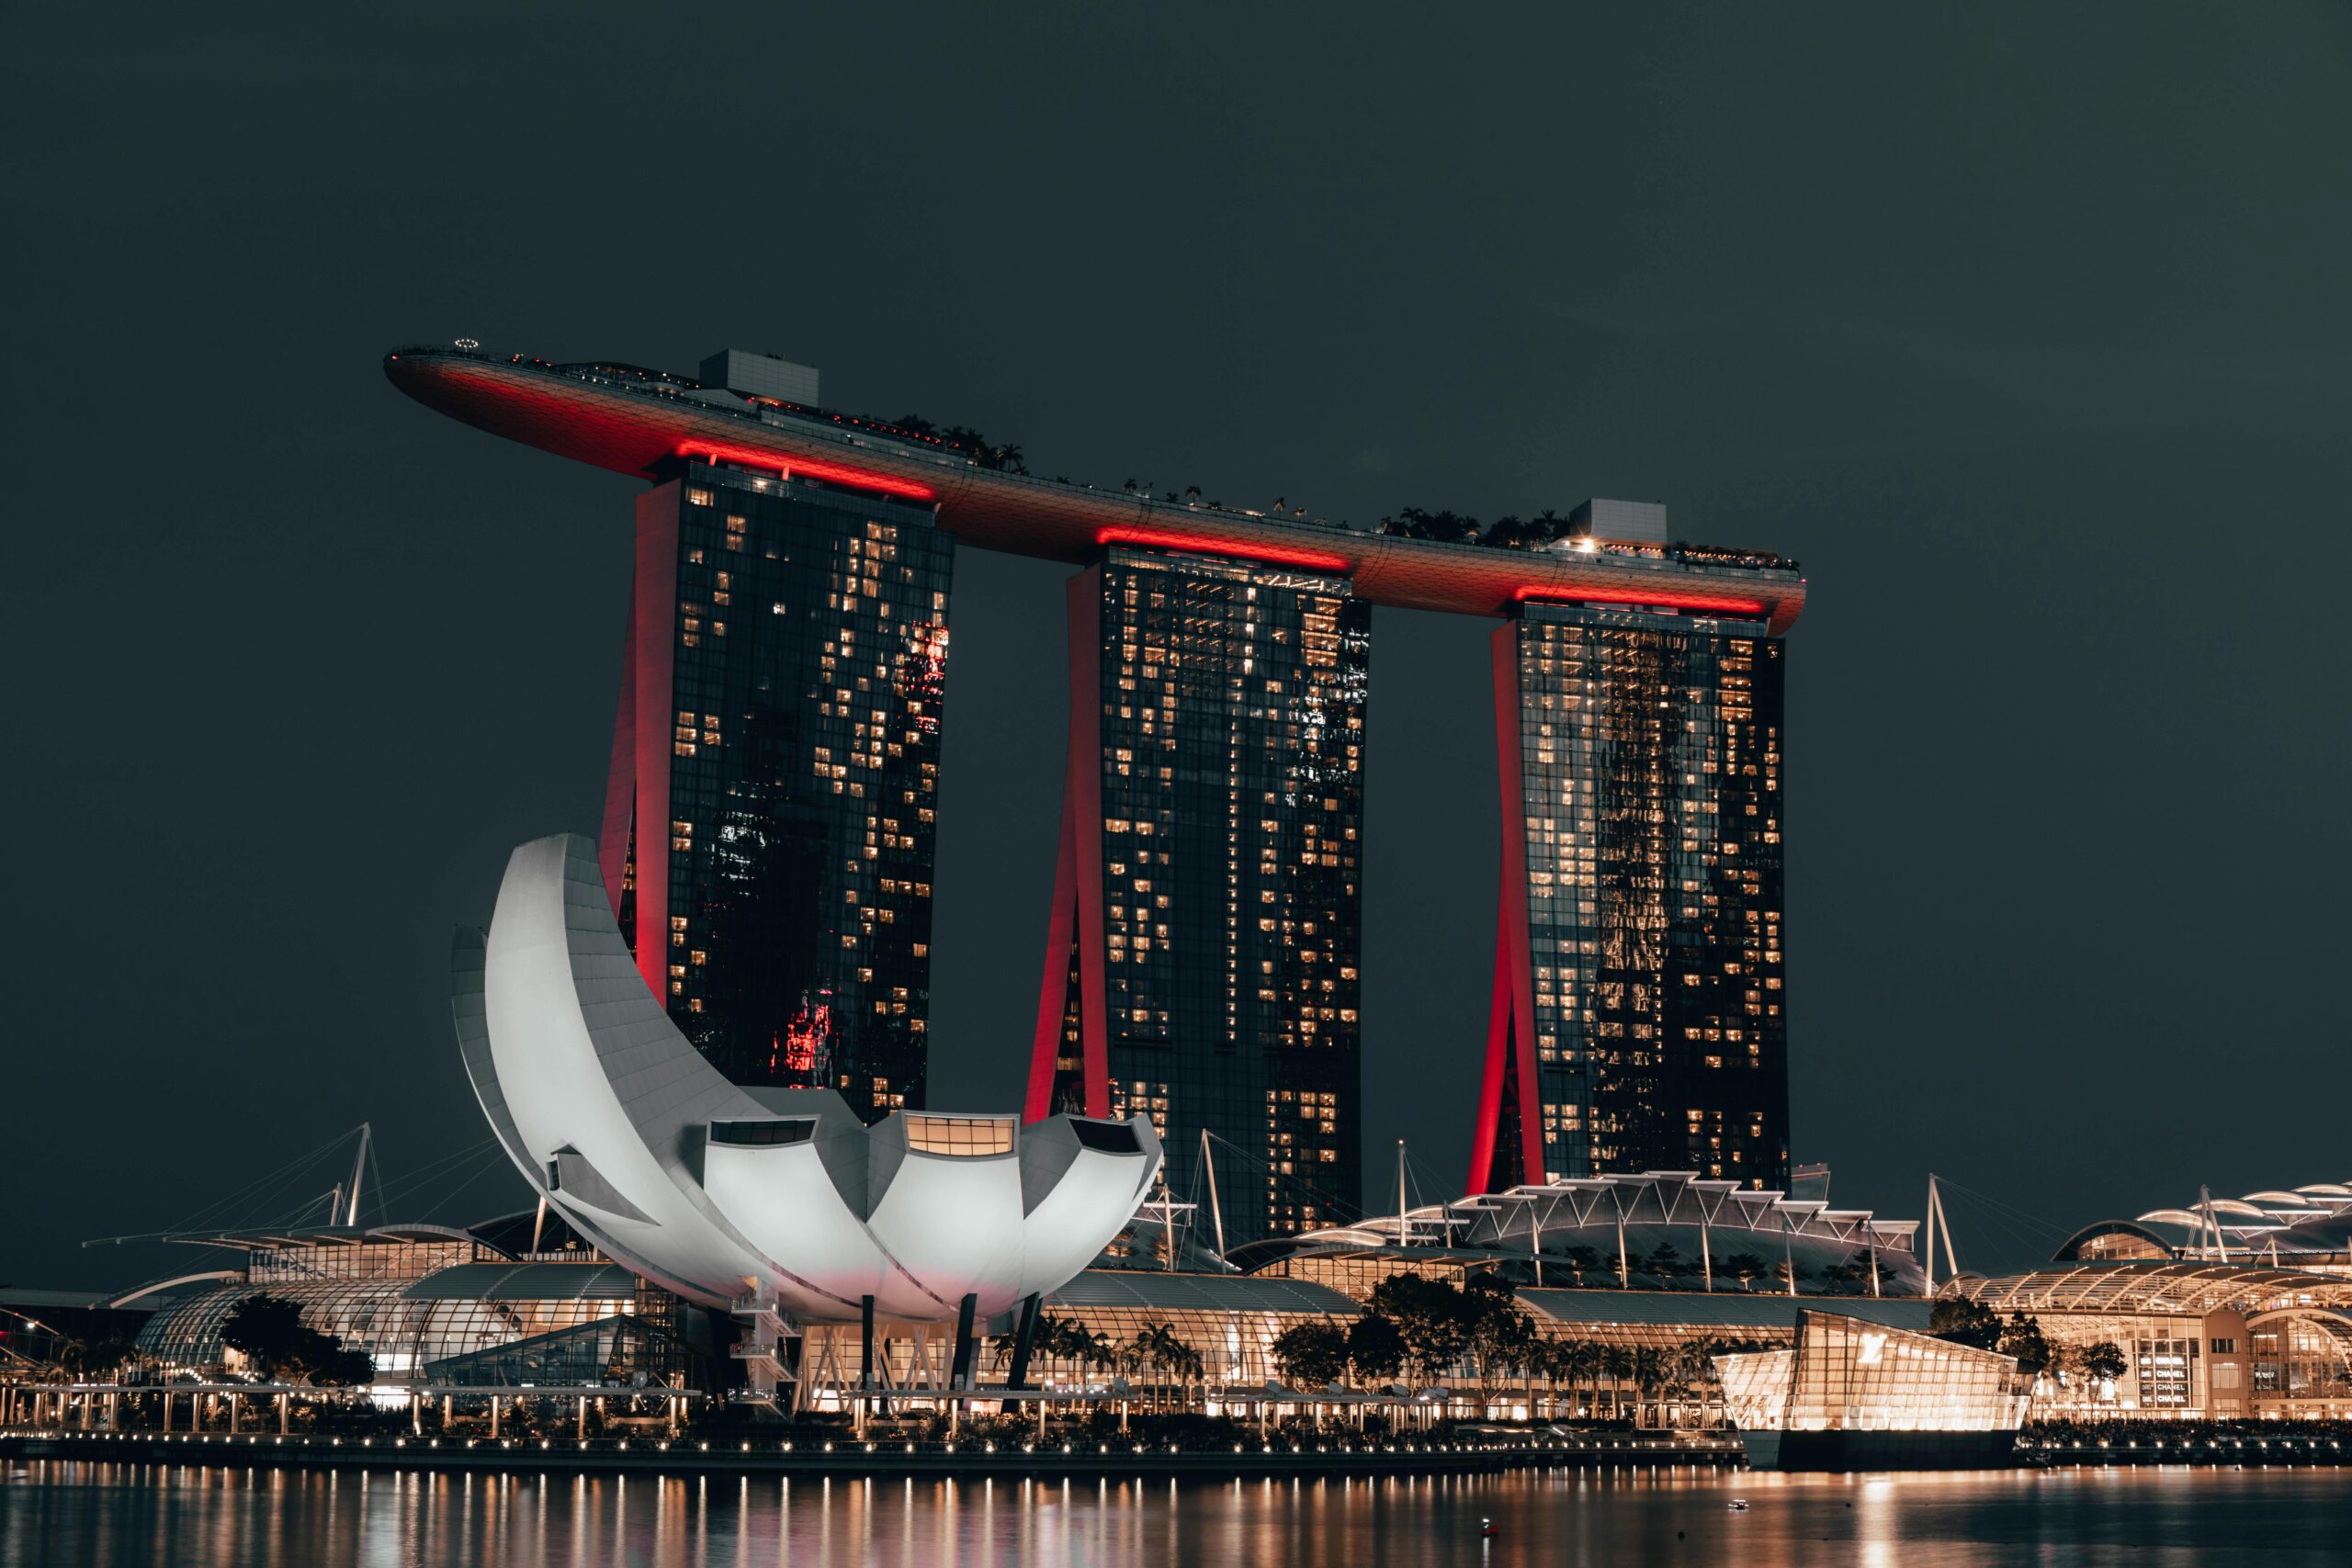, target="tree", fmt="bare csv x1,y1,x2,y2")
1346,1314,1408,1386
220,1295,375,1386
1460,1277,1540,1400
1718,1252,1768,1291
1561,1246,1601,1283
1928,1296,2003,1352
1530,1337,1576,1416
1270,1322,1350,1390
1482,514,1537,550
2081,1340,2130,1385
1561,1338,1604,1414
1367,1273,1470,1382
1144,1325,1203,1405
1645,1242,1688,1281
1600,1346,1635,1417
1817,1258,1873,1295
1996,1312,2054,1378
1126,1323,1200,1405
